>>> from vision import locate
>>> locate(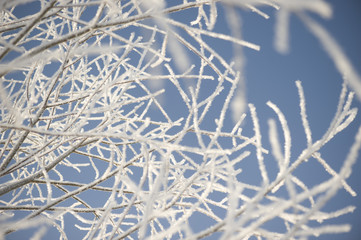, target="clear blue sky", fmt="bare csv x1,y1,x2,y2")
166,1,361,239
240,1,361,239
